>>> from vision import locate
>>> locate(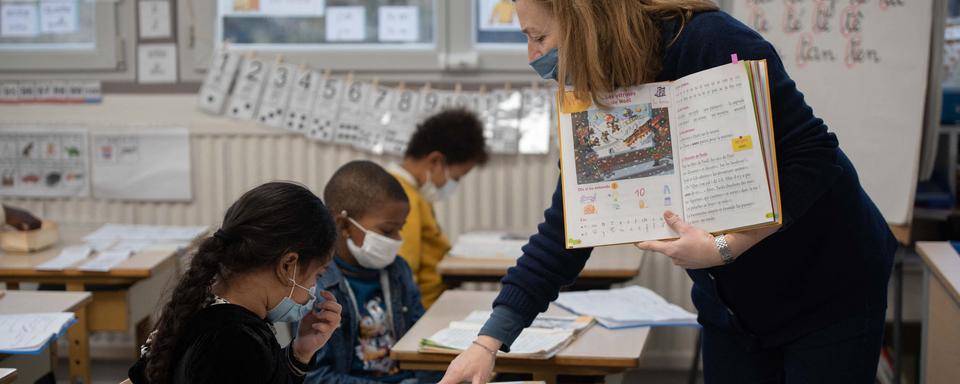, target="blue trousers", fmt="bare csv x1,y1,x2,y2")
701,307,886,384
